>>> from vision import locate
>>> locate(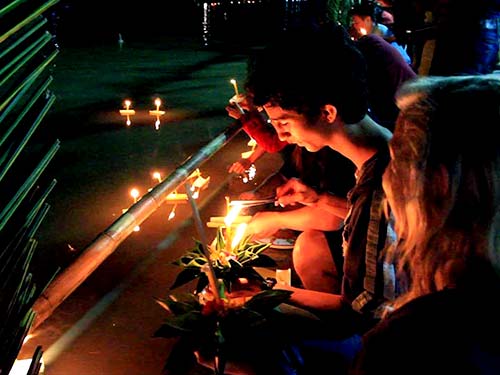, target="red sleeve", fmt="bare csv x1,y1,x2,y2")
240,112,287,153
